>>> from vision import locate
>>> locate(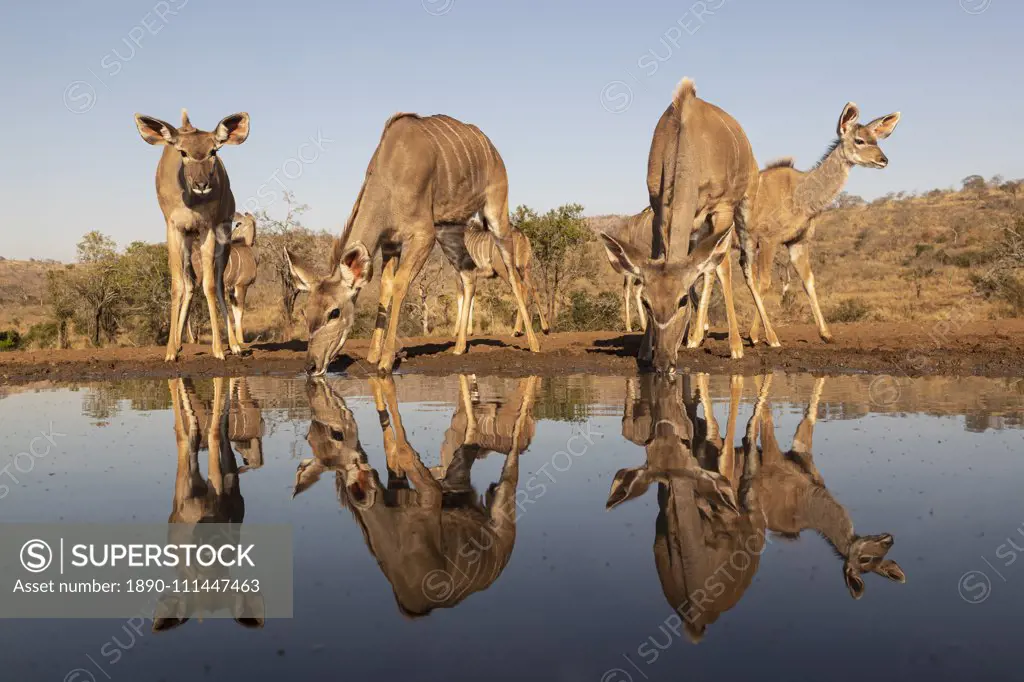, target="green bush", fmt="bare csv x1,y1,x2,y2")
0,329,21,351
22,323,58,349
556,290,621,332
826,298,871,323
